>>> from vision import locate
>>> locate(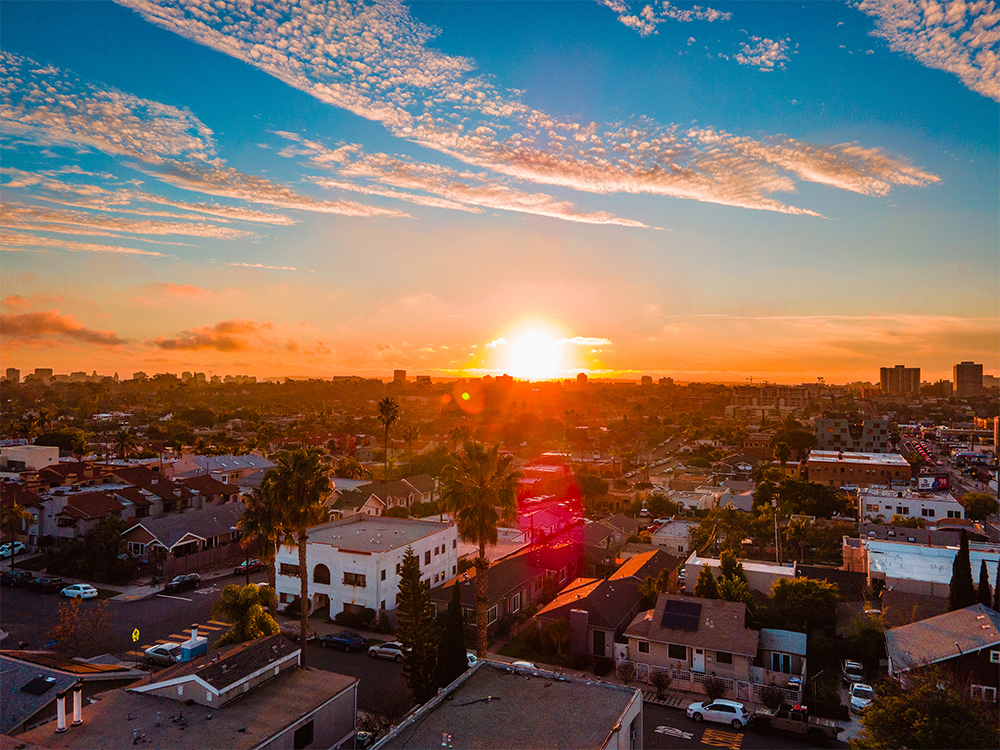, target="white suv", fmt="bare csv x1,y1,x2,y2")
686,699,750,729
